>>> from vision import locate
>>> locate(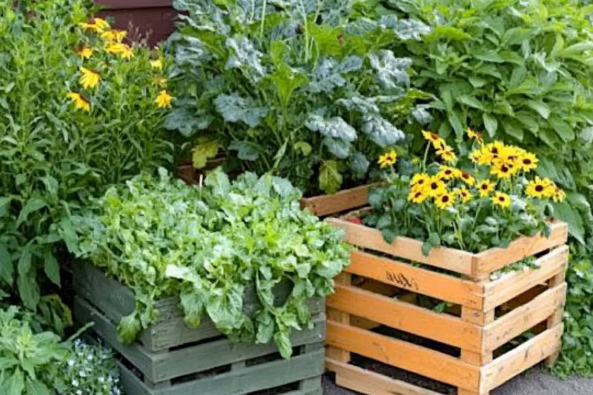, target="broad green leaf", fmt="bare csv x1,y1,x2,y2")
269,64,308,107
447,111,463,136
17,272,40,310
58,218,79,254
274,330,293,359
294,142,312,156
579,127,593,144
319,160,343,194
0,243,13,285
306,115,357,142
228,141,259,161
25,378,51,395
483,113,498,137
361,114,405,147
165,107,213,137
204,169,231,197
192,141,219,169
553,202,585,244
16,198,46,227
348,152,370,179
323,138,351,159
117,313,142,344
525,100,550,120
17,247,32,276
180,291,204,328
456,95,484,110
213,93,268,127
503,120,524,141
6,369,25,395
503,27,533,45
0,196,12,217
550,116,575,142
475,50,505,63
44,251,60,286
